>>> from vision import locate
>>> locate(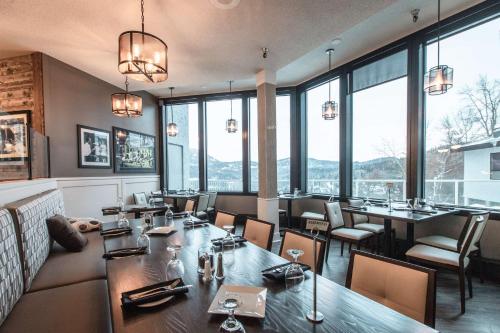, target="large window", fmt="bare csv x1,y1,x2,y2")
306,80,340,195
167,103,199,190
206,99,243,192
249,95,291,193
424,17,500,208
